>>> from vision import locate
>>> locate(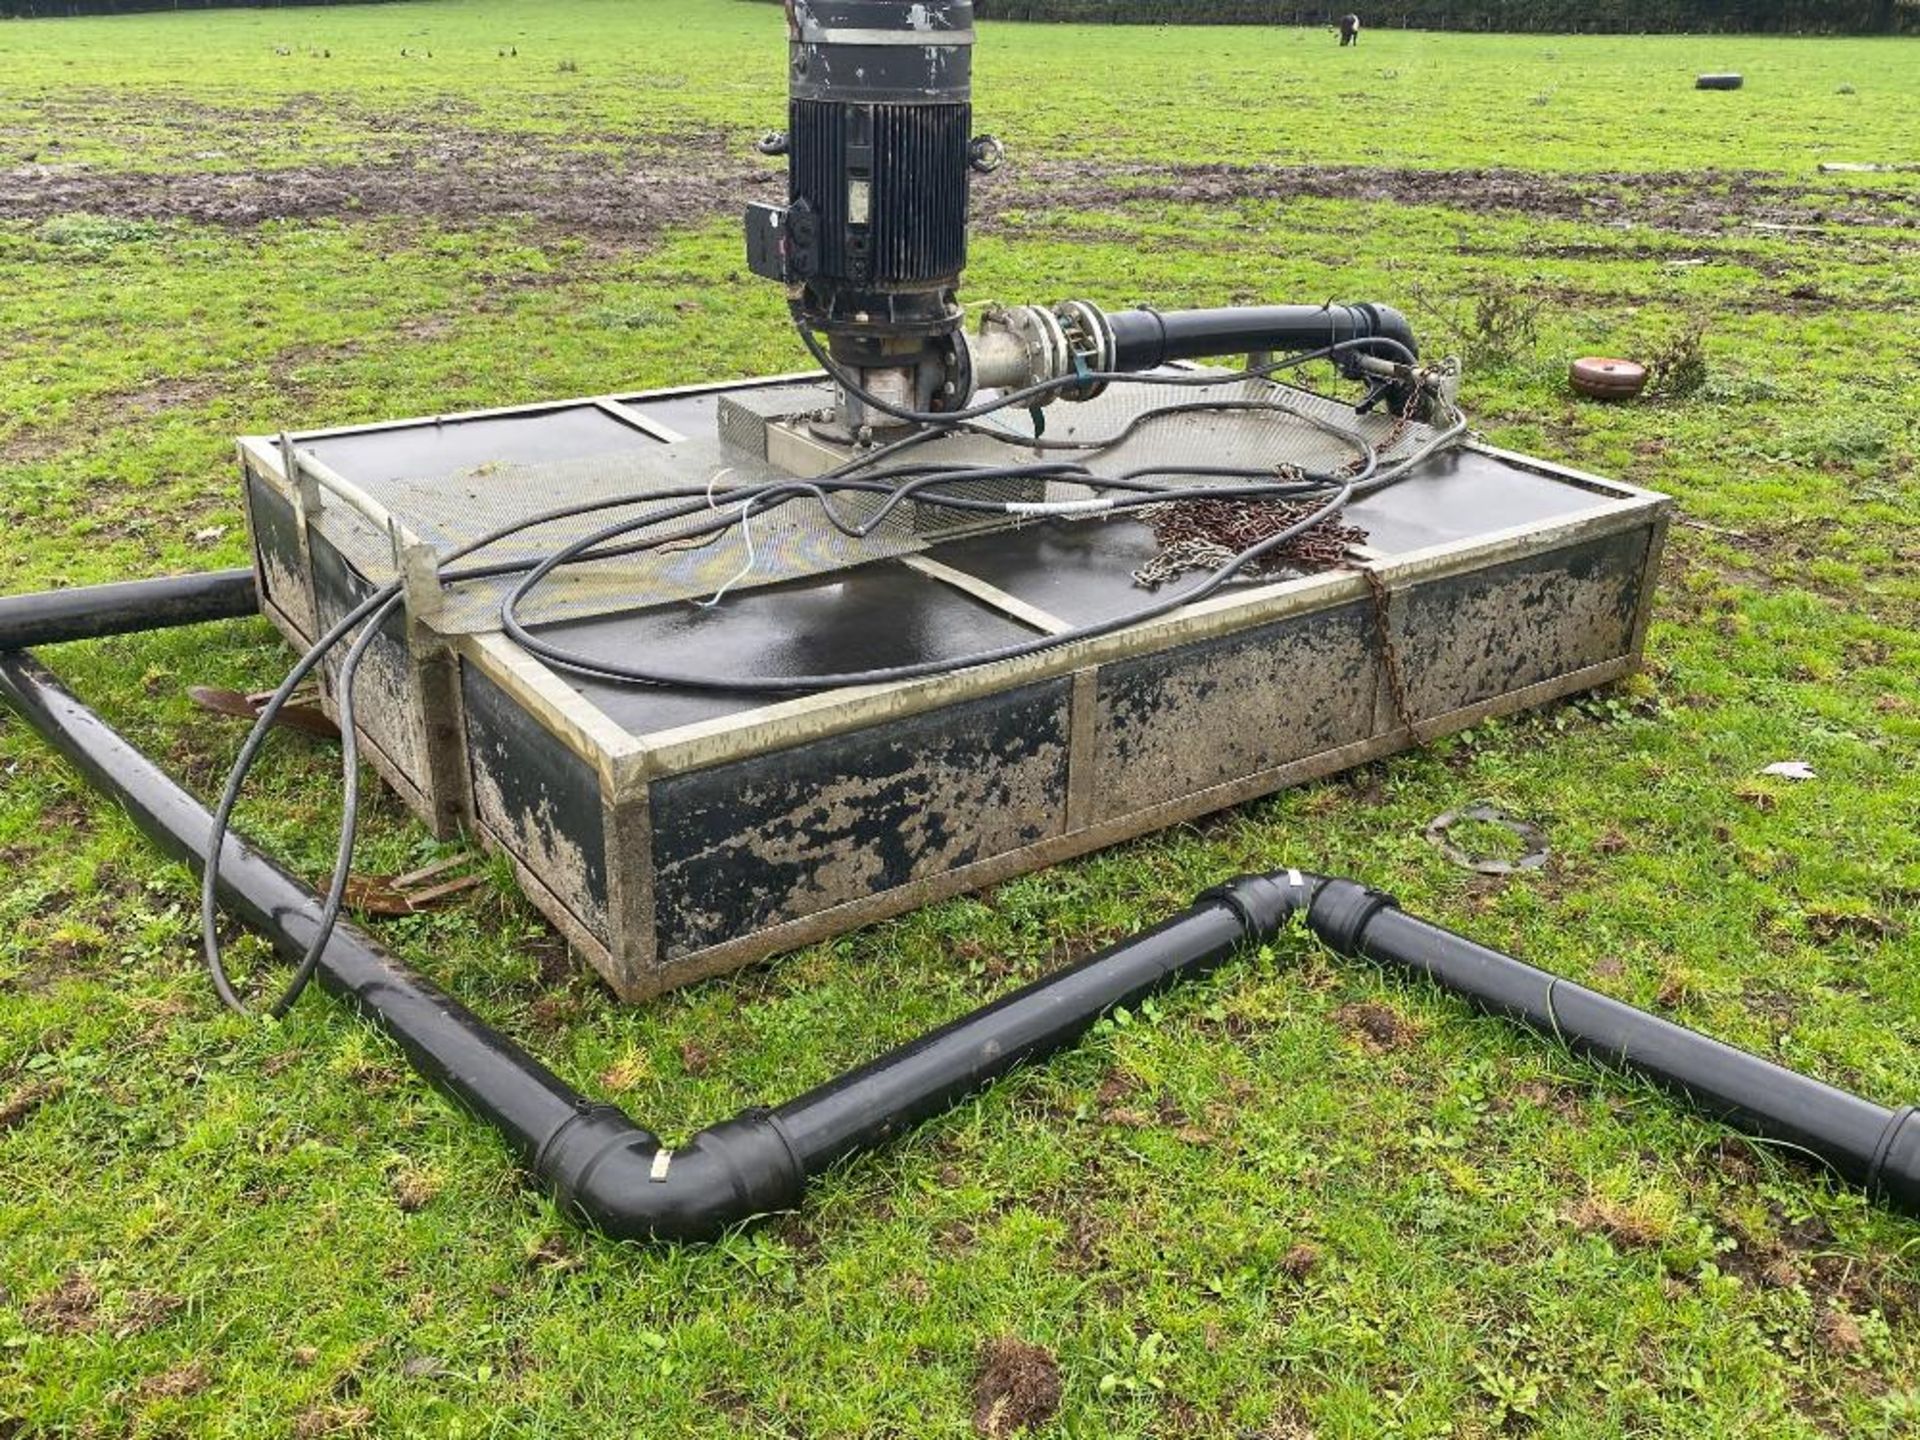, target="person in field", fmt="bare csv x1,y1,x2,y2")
1339,13,1361,45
